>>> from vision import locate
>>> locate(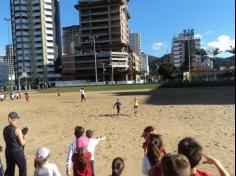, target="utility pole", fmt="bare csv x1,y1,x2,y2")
4,17,14,93
188,37,192,82
90,36,98,83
